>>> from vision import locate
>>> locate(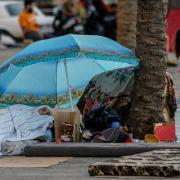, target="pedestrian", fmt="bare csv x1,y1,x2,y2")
19,0,43,42
53,0,84,36
84,0,116,38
